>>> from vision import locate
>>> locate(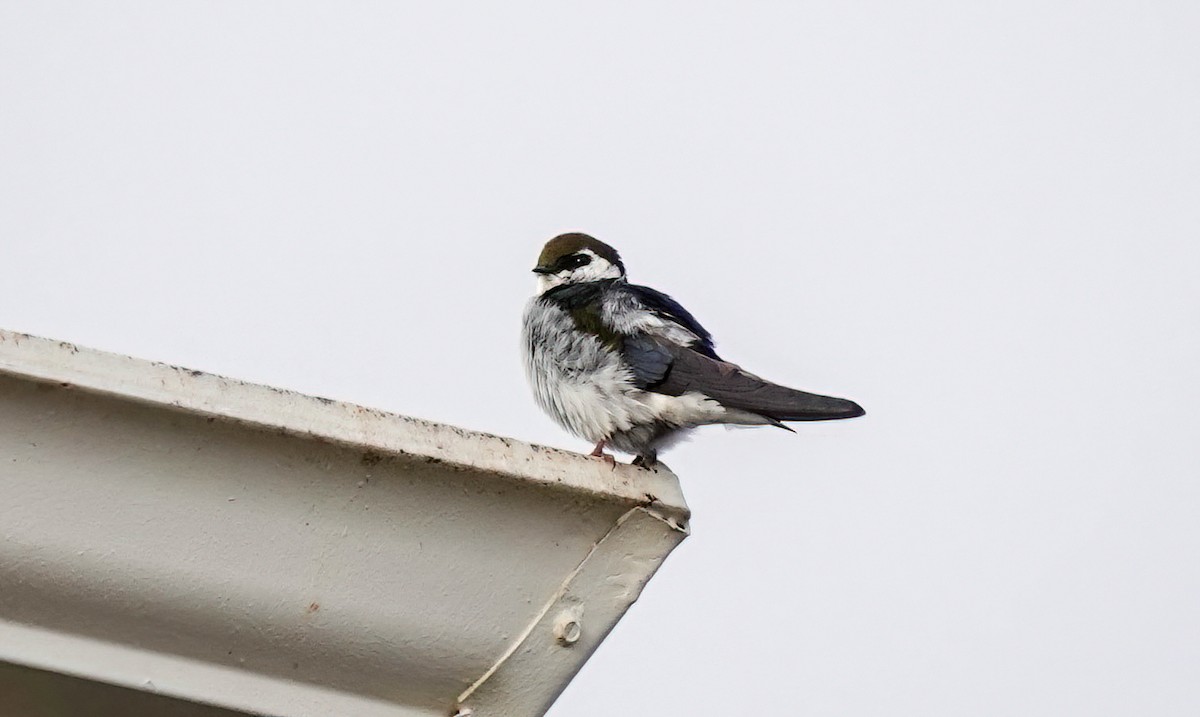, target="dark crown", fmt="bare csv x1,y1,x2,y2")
536,233,625,274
